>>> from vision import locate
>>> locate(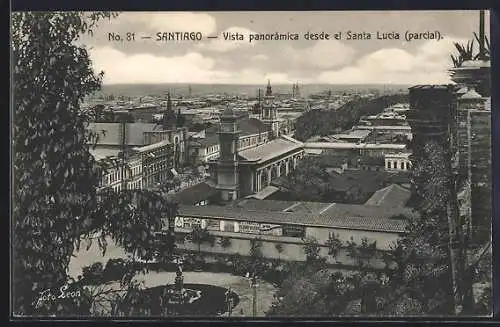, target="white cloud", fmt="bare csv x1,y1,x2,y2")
89,35,469,85
252,54,269,61
284,40,356,69
90,46,287,84
317,37,468,84
90,46,217,84
196,26,257,52
117,12,217,35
